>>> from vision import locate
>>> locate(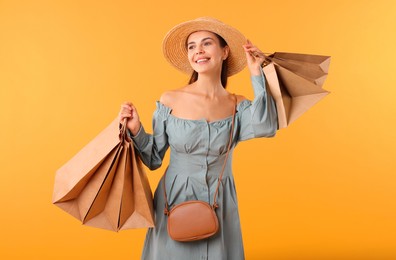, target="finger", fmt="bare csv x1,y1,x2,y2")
119,115,129,124
122,101,132,106
243,41,254,48
131,105,138,113
247,50,261,59
243,44,253,50
254,52,266,59
244,43,263,52
131,110,139,119
121,104,132,111
245,48,262,57
119,114,132,122
244,46,261,53
244,50,255,63
119,108,132,115
121,101,133,107
120,110,132,117
247,49,266,59
119,111,132,117
246,39,255,47
121,103,132,108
